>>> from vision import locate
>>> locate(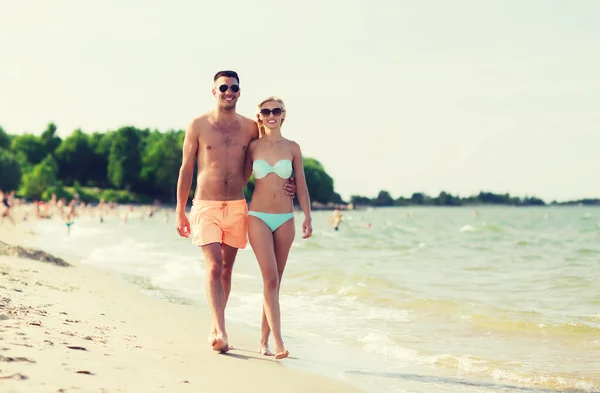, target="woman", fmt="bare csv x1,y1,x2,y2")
245,96,313,359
